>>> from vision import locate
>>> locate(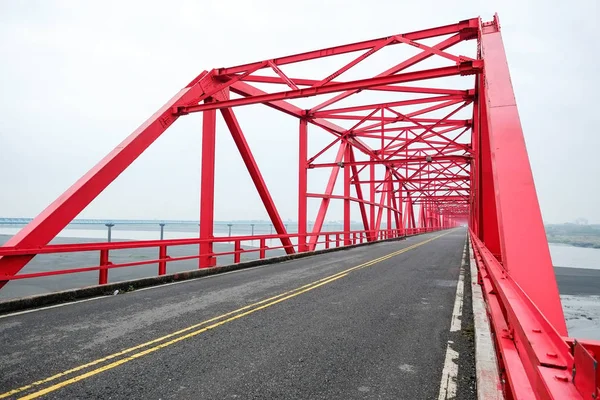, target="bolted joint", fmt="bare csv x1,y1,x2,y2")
458,18,479,41
337,161,345,168
459,60,483,76
171,105,189,116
